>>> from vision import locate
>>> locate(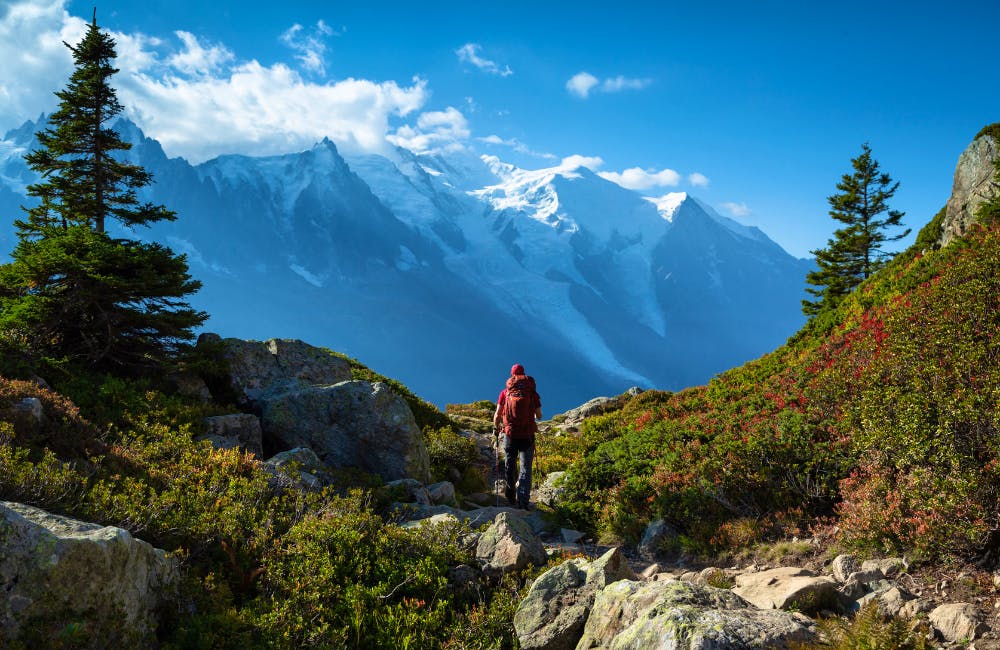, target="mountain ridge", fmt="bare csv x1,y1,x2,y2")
0,117,812,411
